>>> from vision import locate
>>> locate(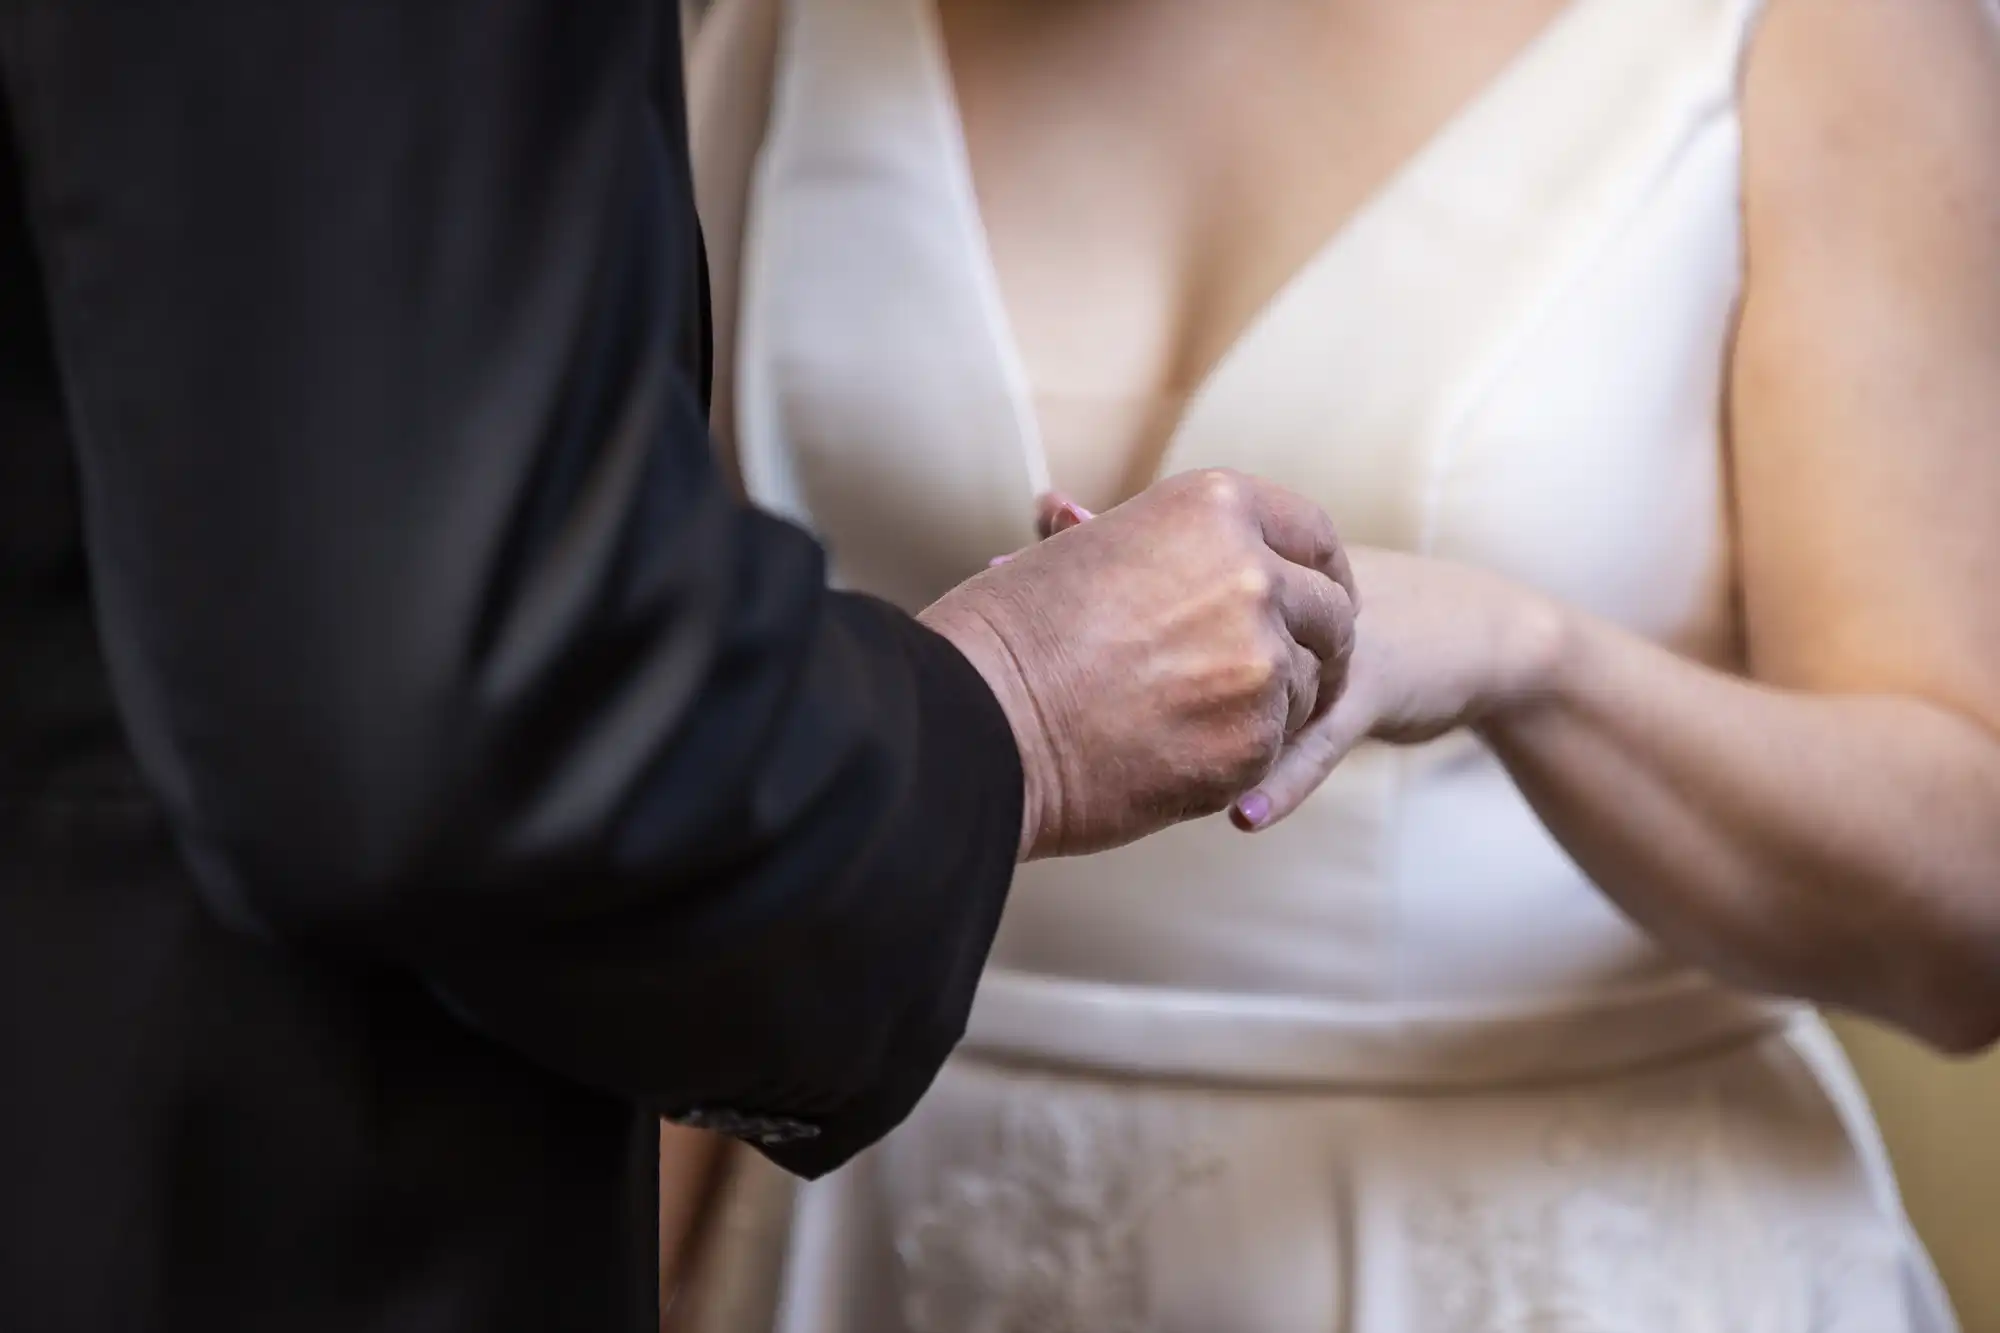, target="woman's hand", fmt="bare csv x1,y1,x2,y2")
1232,548,1569,830
1008,502,1559,830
